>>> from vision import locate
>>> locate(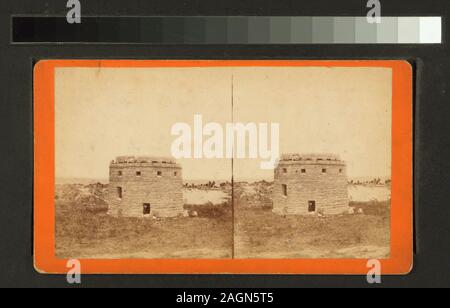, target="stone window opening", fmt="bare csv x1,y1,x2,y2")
322,168,327,174
339,169,343,173
282,184,288,197
174,172,178,177
157,171,162,177
143,203,151,215
301,169,306,174
308,201,316,212
282,168,287,174
118,171,122,176
117,187,123,200
136,171,142,176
